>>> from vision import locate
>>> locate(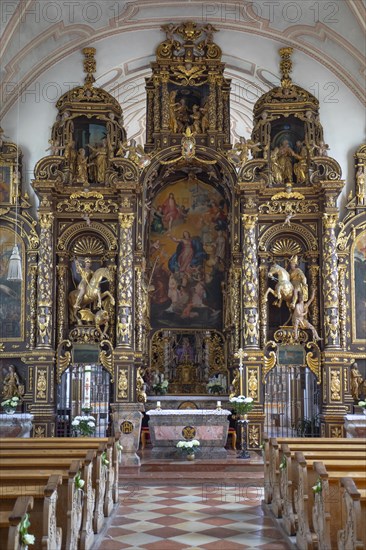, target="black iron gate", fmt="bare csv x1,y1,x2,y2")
56,363,112,437
264,364,320,437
